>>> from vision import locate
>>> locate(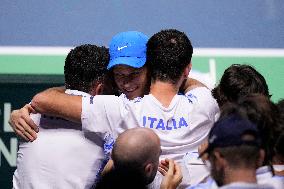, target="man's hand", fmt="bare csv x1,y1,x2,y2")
159,158,183,189
9,104,38,142
198,141,209,161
